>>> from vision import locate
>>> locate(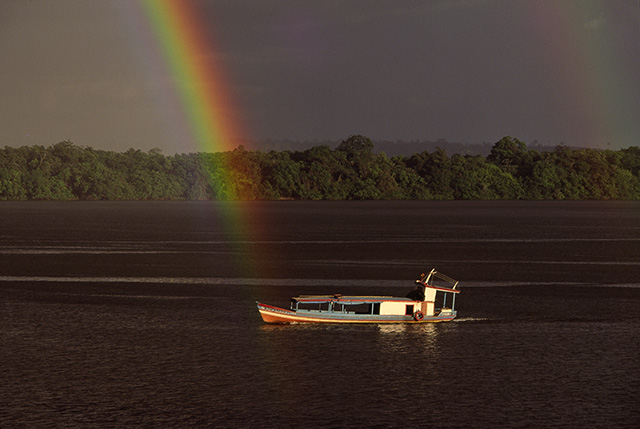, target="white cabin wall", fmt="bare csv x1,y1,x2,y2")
380,301,408,316
422,288,437,316
424,288,437,303
421,301,435,316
